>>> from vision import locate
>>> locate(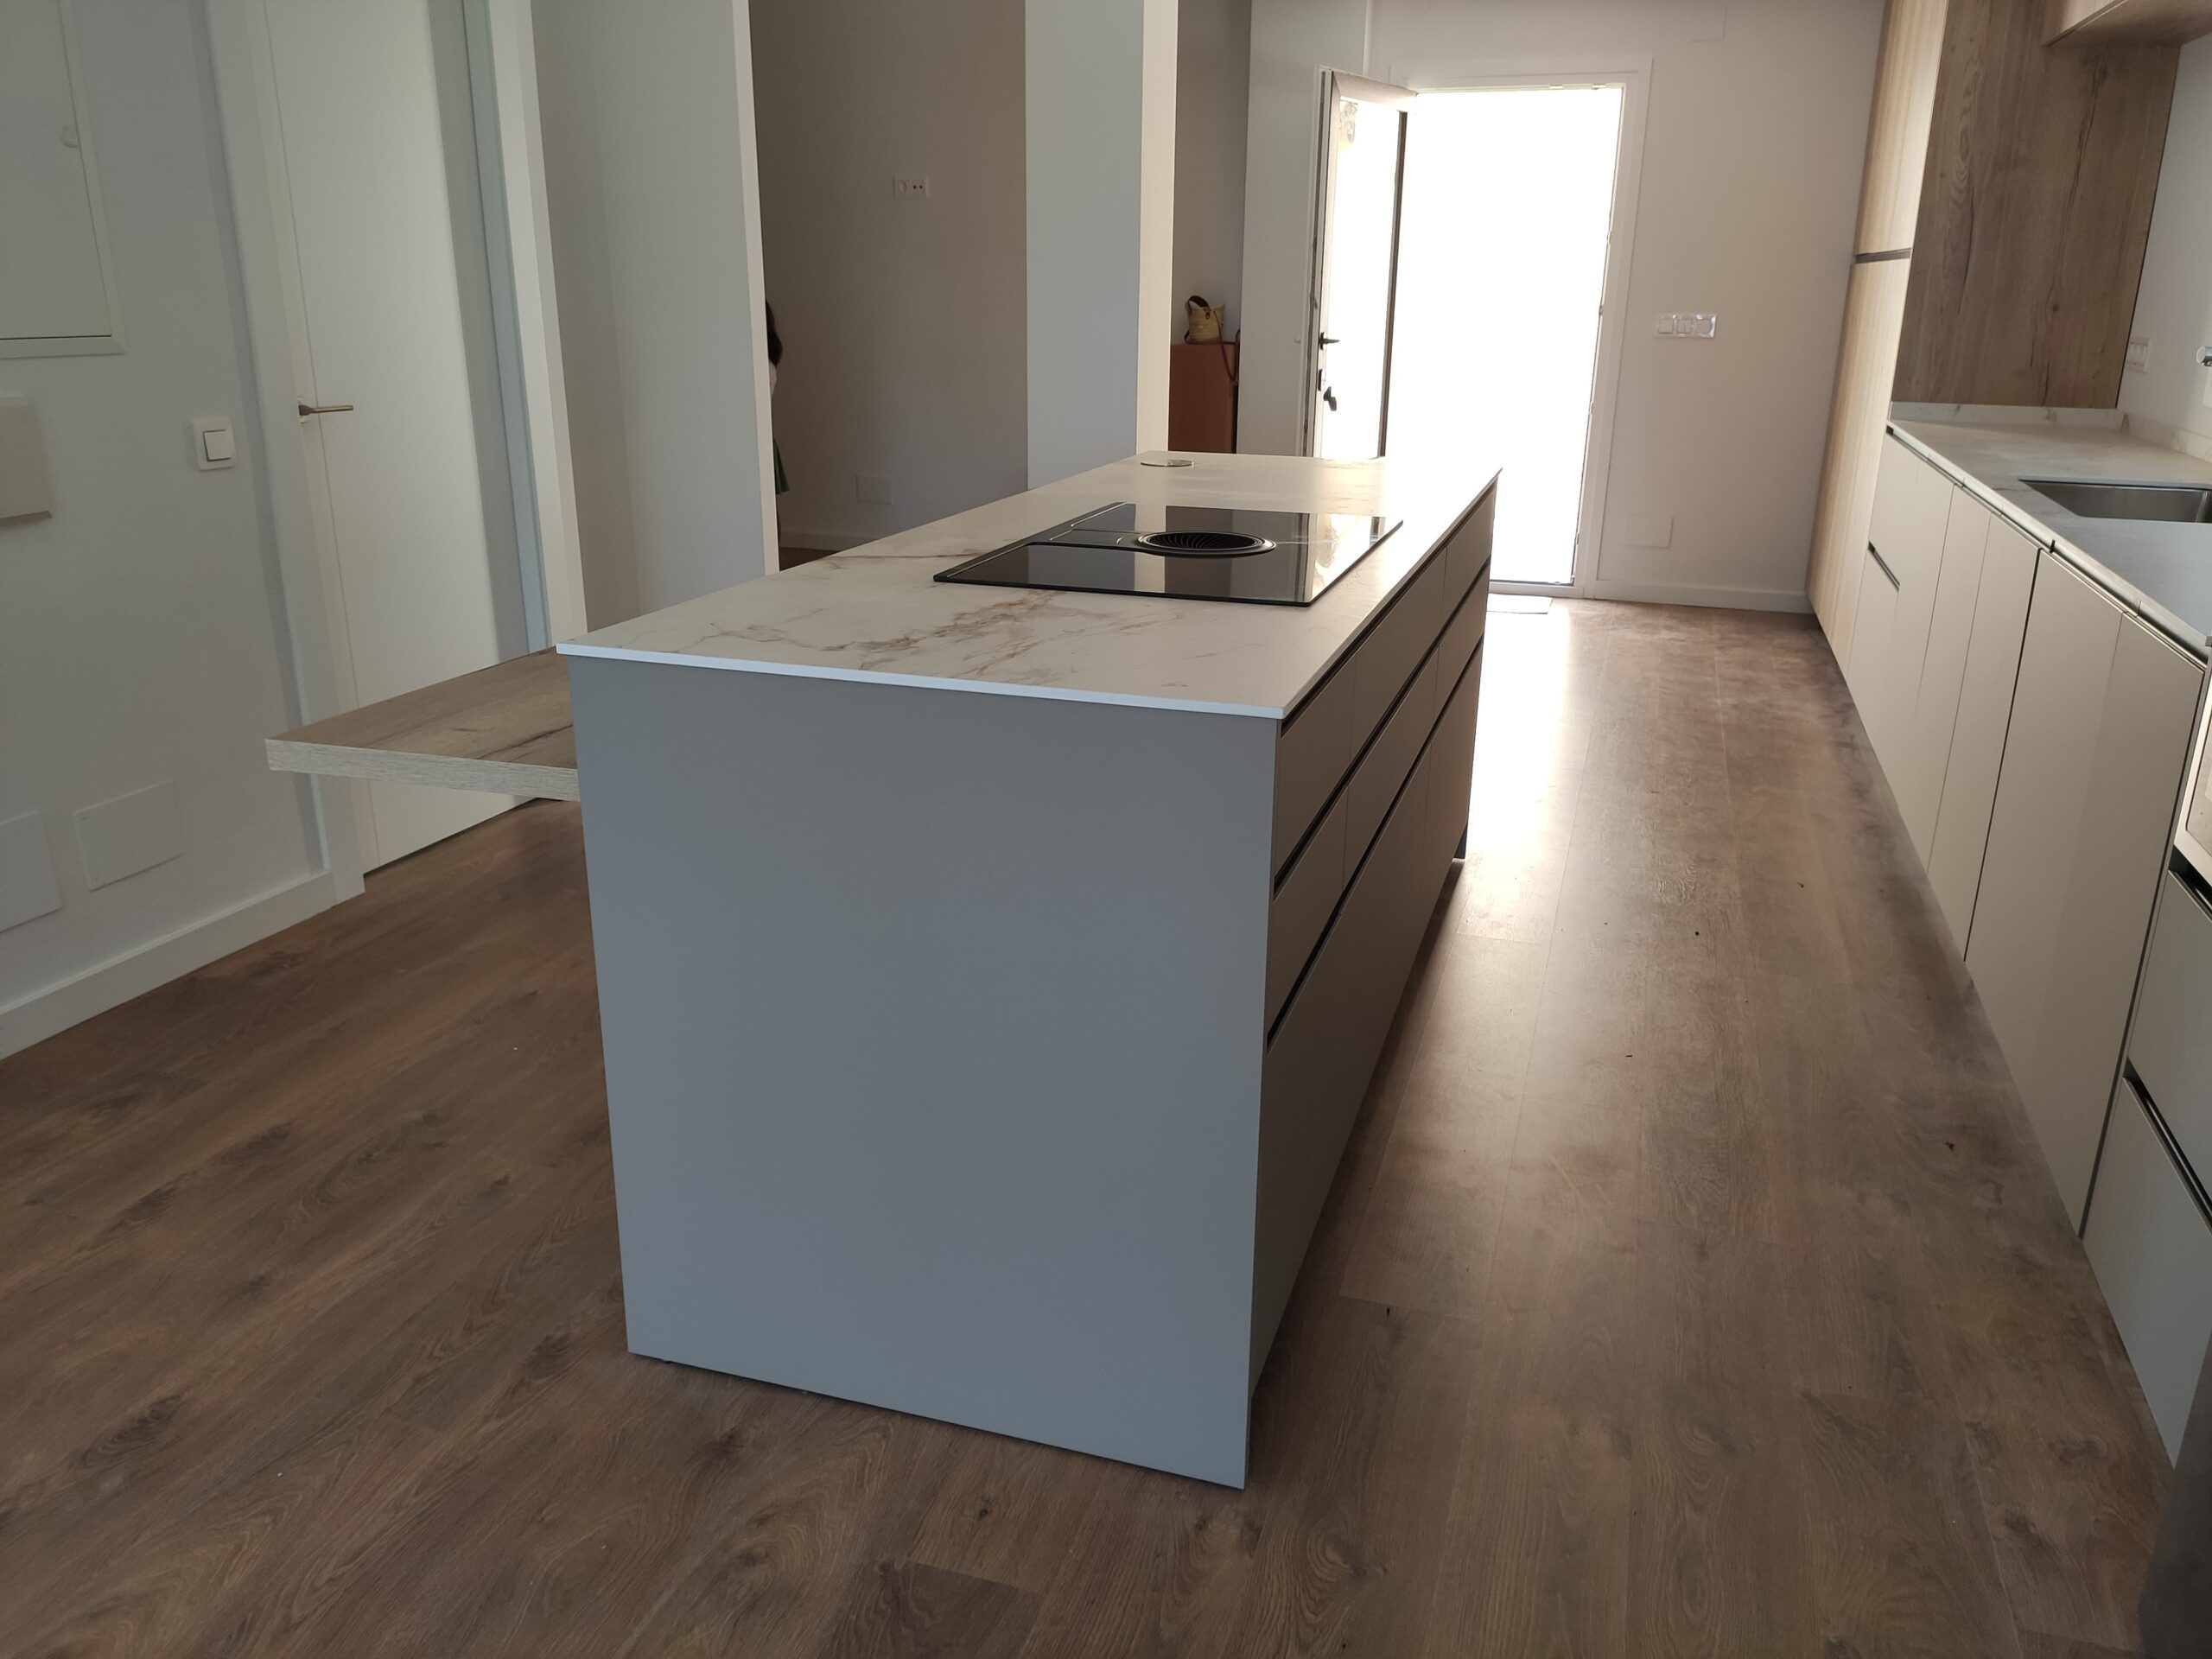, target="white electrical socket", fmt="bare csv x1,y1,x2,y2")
2126,337,2151,373
893,175,930,200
